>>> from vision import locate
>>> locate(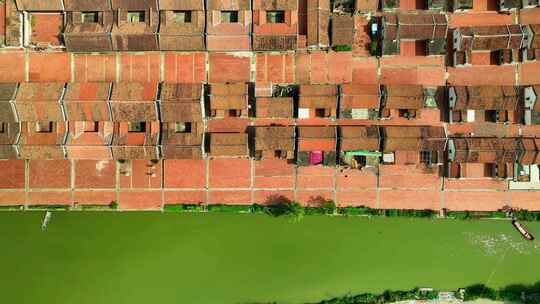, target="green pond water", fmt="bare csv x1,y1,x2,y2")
1,212,539,304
